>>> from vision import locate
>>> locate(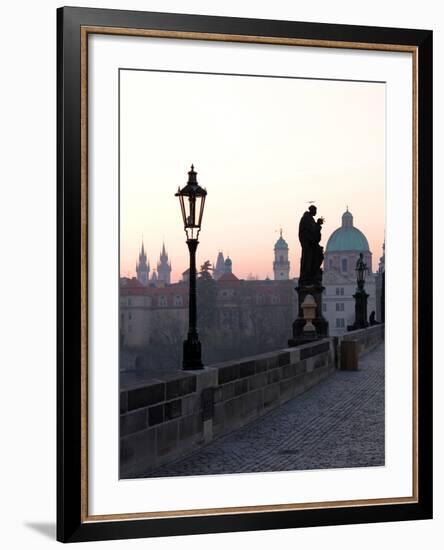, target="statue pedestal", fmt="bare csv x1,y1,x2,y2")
348,289,369,331
288,284,329,347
